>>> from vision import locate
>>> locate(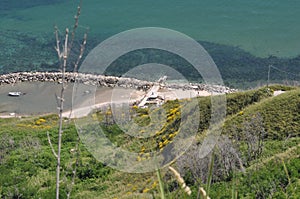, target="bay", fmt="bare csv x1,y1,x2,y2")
0,0,299,58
